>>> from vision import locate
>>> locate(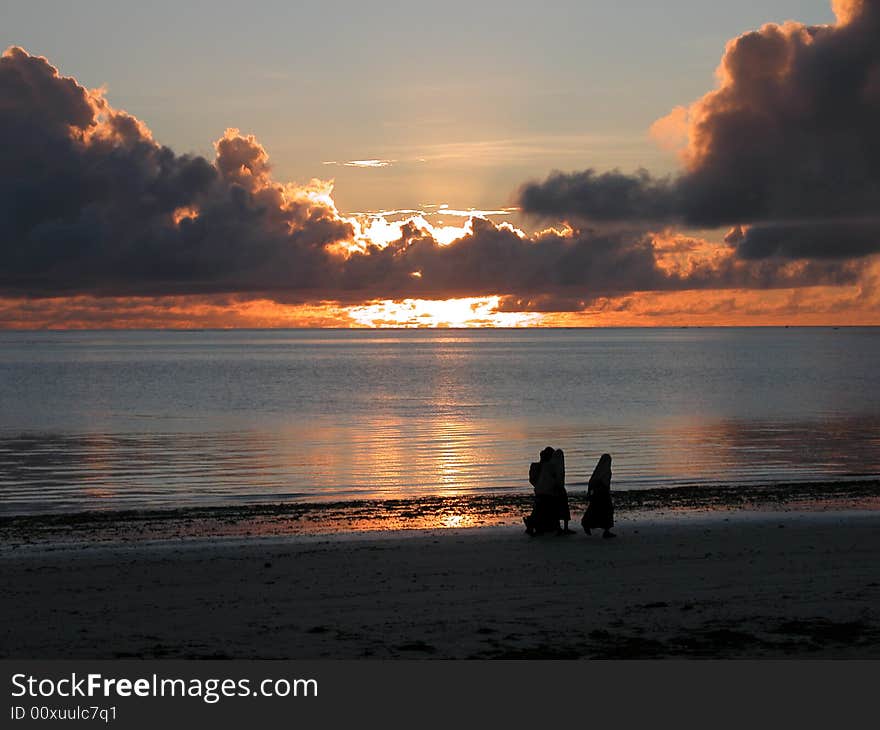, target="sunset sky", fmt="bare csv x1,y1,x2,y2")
2,0,879,327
